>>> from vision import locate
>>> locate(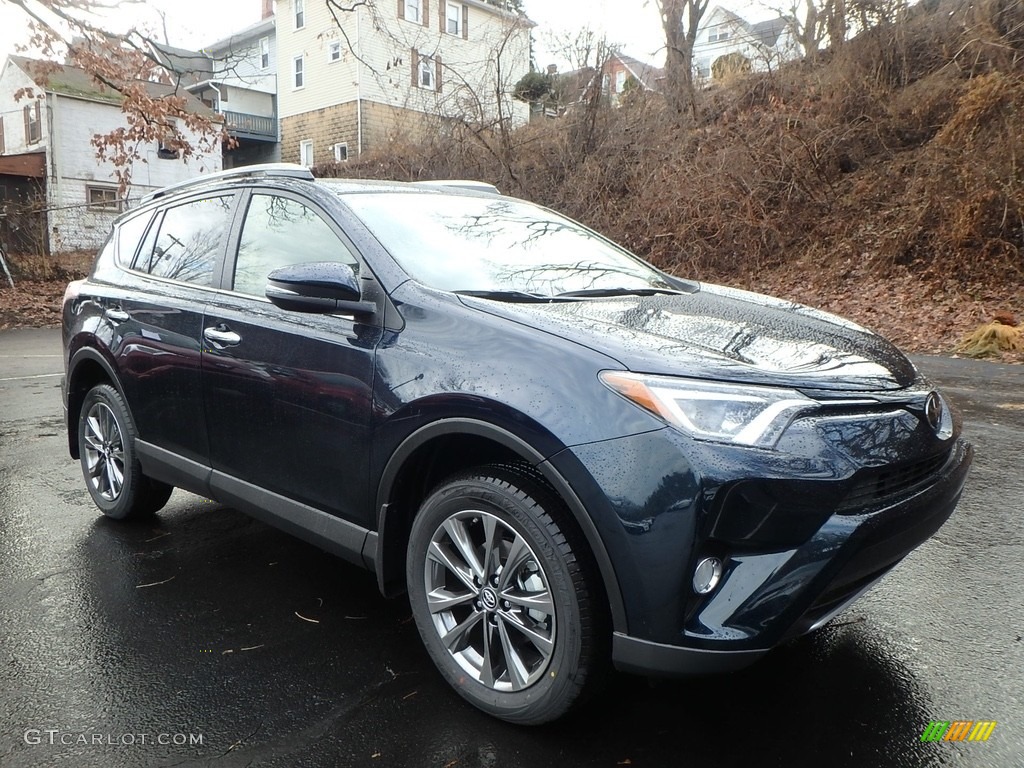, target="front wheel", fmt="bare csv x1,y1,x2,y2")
78,383,173,520
406,465,606,725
